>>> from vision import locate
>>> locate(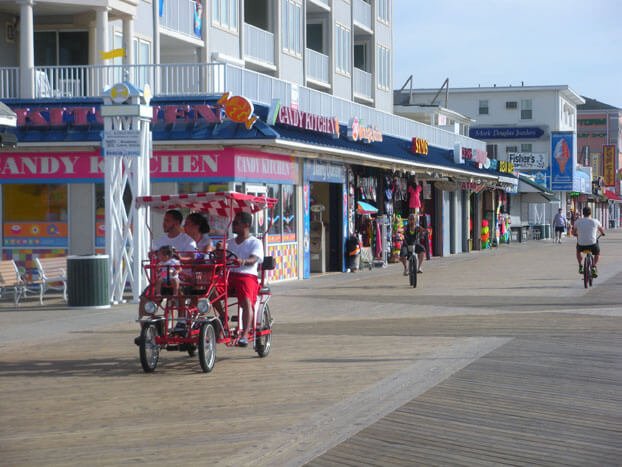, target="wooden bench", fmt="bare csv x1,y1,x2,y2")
0,260,25,305
33,256,67,304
